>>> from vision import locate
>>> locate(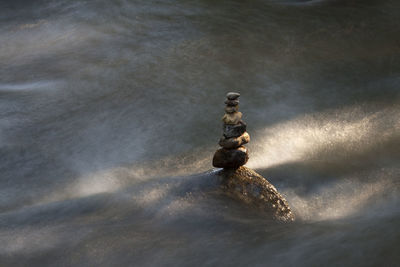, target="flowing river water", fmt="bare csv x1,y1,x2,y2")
0,0,399,266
